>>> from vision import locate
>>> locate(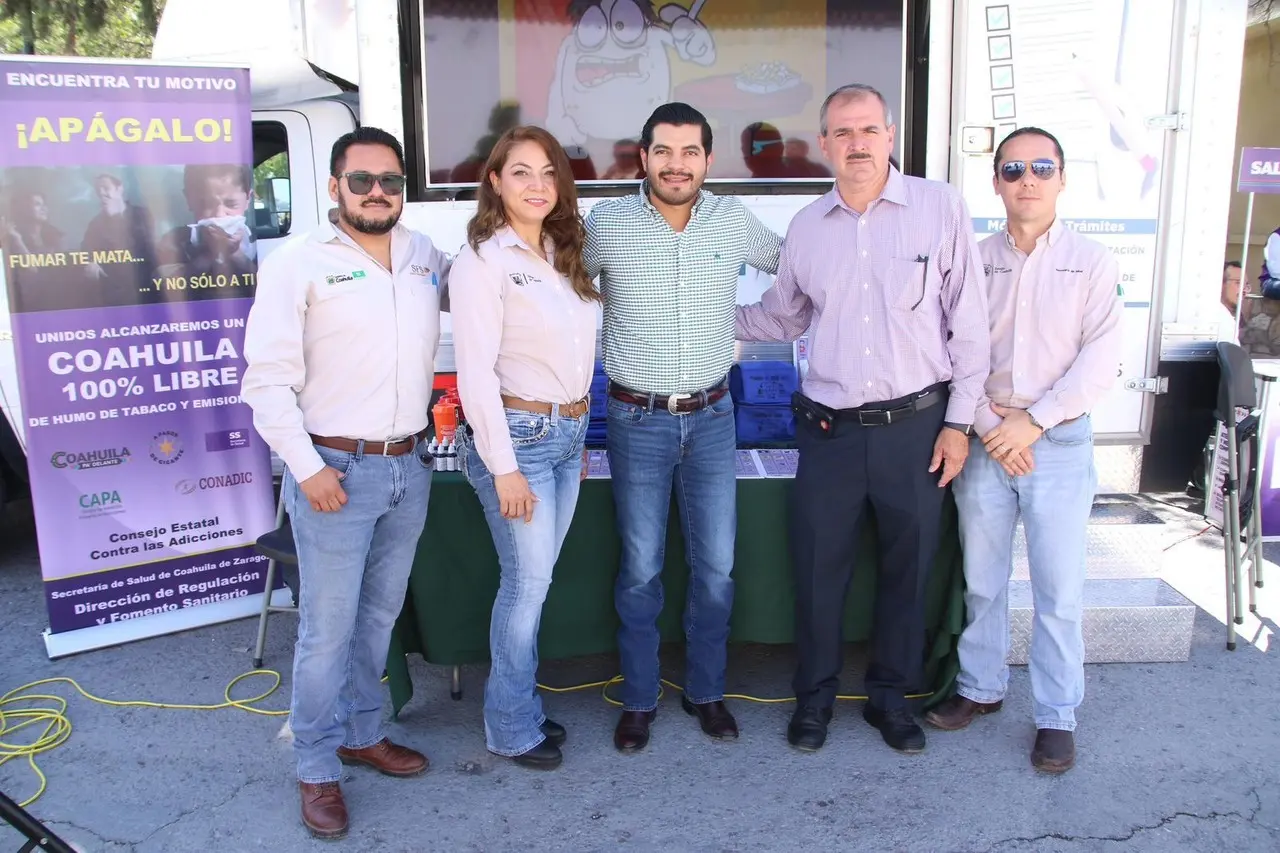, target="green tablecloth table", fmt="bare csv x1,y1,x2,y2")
386,473,965,715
